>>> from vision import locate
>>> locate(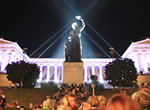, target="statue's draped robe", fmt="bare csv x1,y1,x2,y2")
64,29,82,62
